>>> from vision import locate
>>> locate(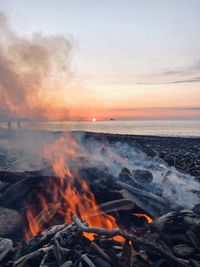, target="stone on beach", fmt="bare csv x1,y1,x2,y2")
0,207,22,237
